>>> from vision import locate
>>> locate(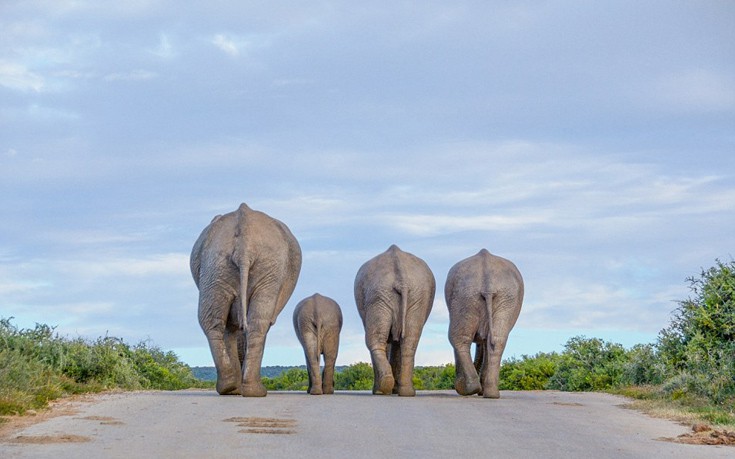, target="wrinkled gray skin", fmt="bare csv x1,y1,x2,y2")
445,249,523,398
354,245,435,396
292,293,343,395
190,203,302,397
